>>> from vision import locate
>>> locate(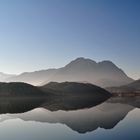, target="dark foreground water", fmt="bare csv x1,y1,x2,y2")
0,97,140,140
